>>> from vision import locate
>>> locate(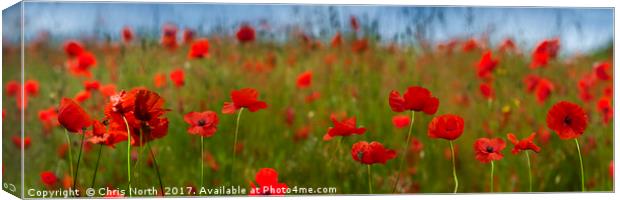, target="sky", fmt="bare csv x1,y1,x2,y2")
2,2,614,54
